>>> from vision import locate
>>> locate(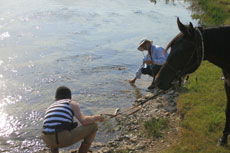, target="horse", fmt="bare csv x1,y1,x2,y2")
155,17,230,146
